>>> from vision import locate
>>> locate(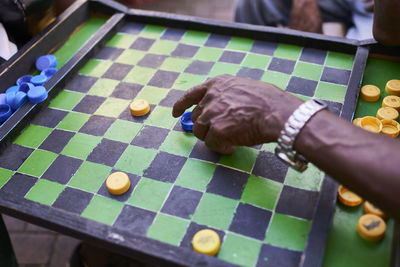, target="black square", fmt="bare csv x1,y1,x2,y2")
102,63,133,80
161,186,203,219
0,144,33,171
130,37,155,51
31,108,68,128
286,77,318,97
300,48,327,65
53,187,93,214
114,205,156,234
268,58,296,74
229,203,272,240
275,186,319,220
161,28,185,41
250,40,278,56
184,60,215,75
147,70,179,88
93,47,124,61
256,244,302,267
180,222,225,249
73,95,106,114
171,44,199,58
189,141,221,163
1,173,37,198
131,125,169,149
325,100,343,115
79,115,115,136
321,67,351,85
119,104,154,123
204,34,230,48
173,120,186,133
219,51,245,64
97,172,139,202
206,165,249,199
42,155,83,184
64,75,98,93
252,151,288,183
237,67,264,80
137,54,167,69
87,139,128,166
159,90,185,107
111,82,142,100
39,129,75,154
143,152,187,183
119,22,145,34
